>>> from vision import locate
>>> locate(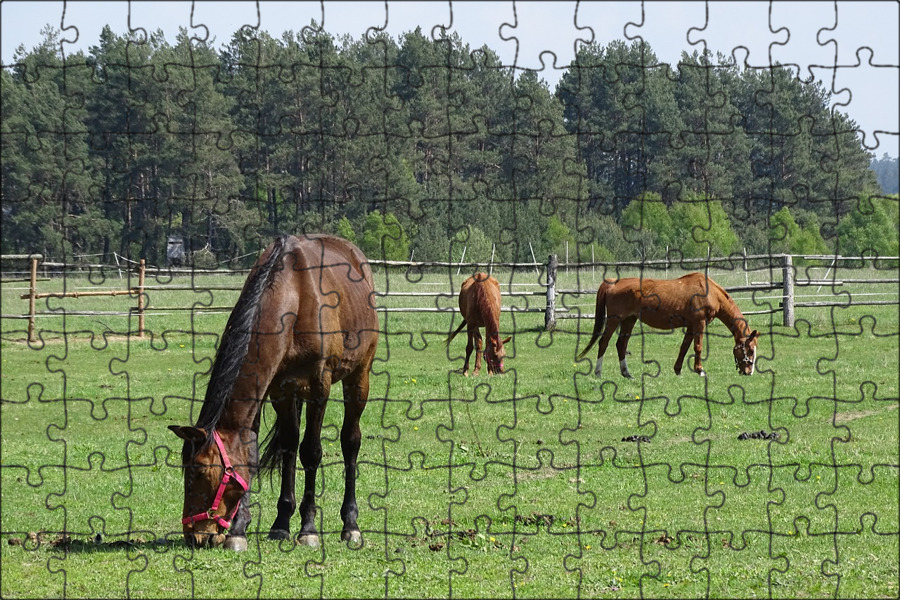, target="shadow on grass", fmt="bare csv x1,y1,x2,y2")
5,532,185,554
